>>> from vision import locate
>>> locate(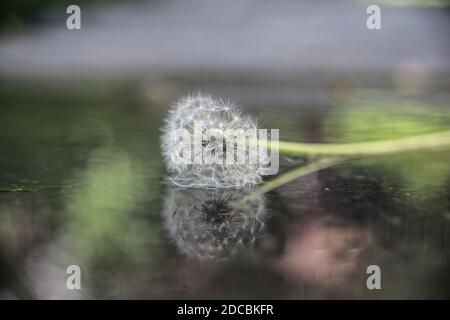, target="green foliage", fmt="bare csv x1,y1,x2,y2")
64,147,159,264
324,102,450,143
